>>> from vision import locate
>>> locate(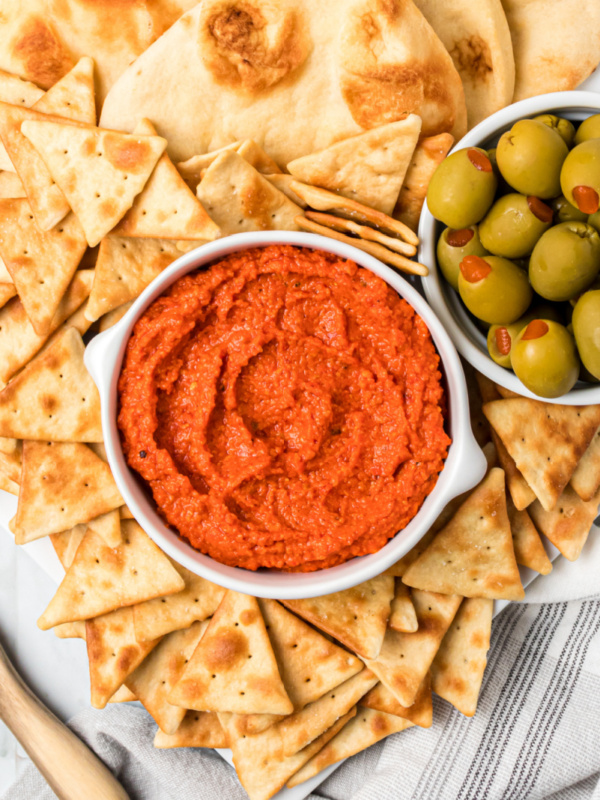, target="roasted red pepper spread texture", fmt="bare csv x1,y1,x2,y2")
117,245,450,571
